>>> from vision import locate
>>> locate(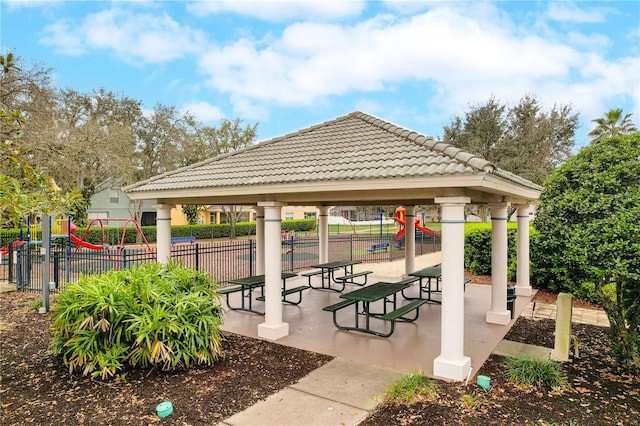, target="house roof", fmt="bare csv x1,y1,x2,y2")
124,111,542,206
